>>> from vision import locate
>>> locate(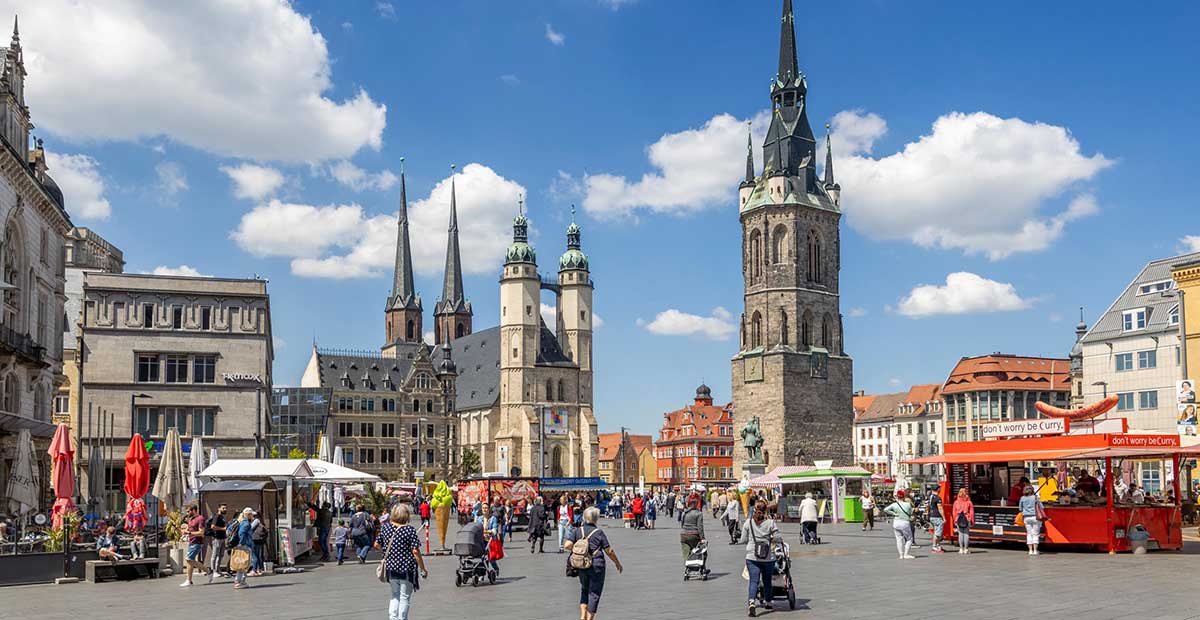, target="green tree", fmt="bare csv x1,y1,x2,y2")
459,449,481,480
269,445,280,459
287,447,307,459
359,485,391,515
